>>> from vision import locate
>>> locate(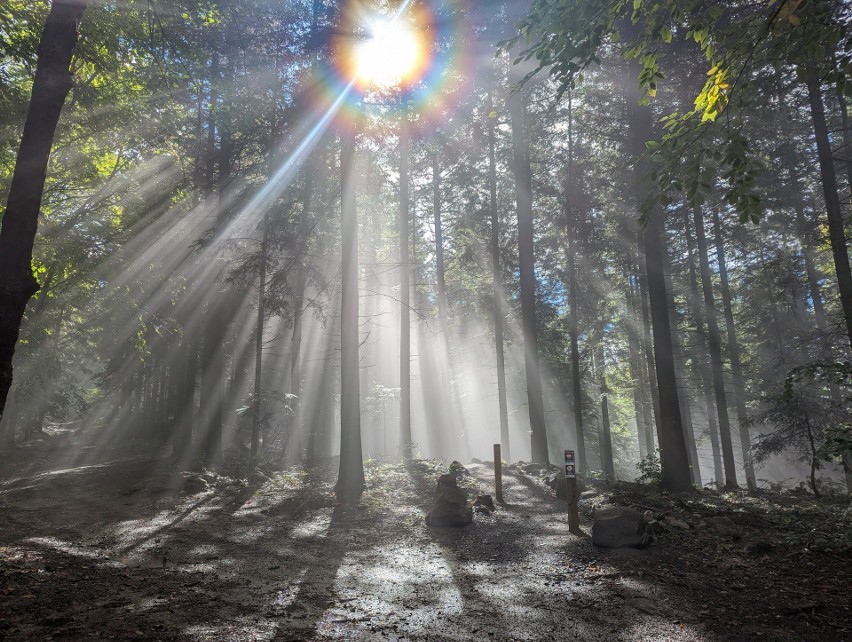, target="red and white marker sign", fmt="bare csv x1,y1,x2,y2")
564,450,576,478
